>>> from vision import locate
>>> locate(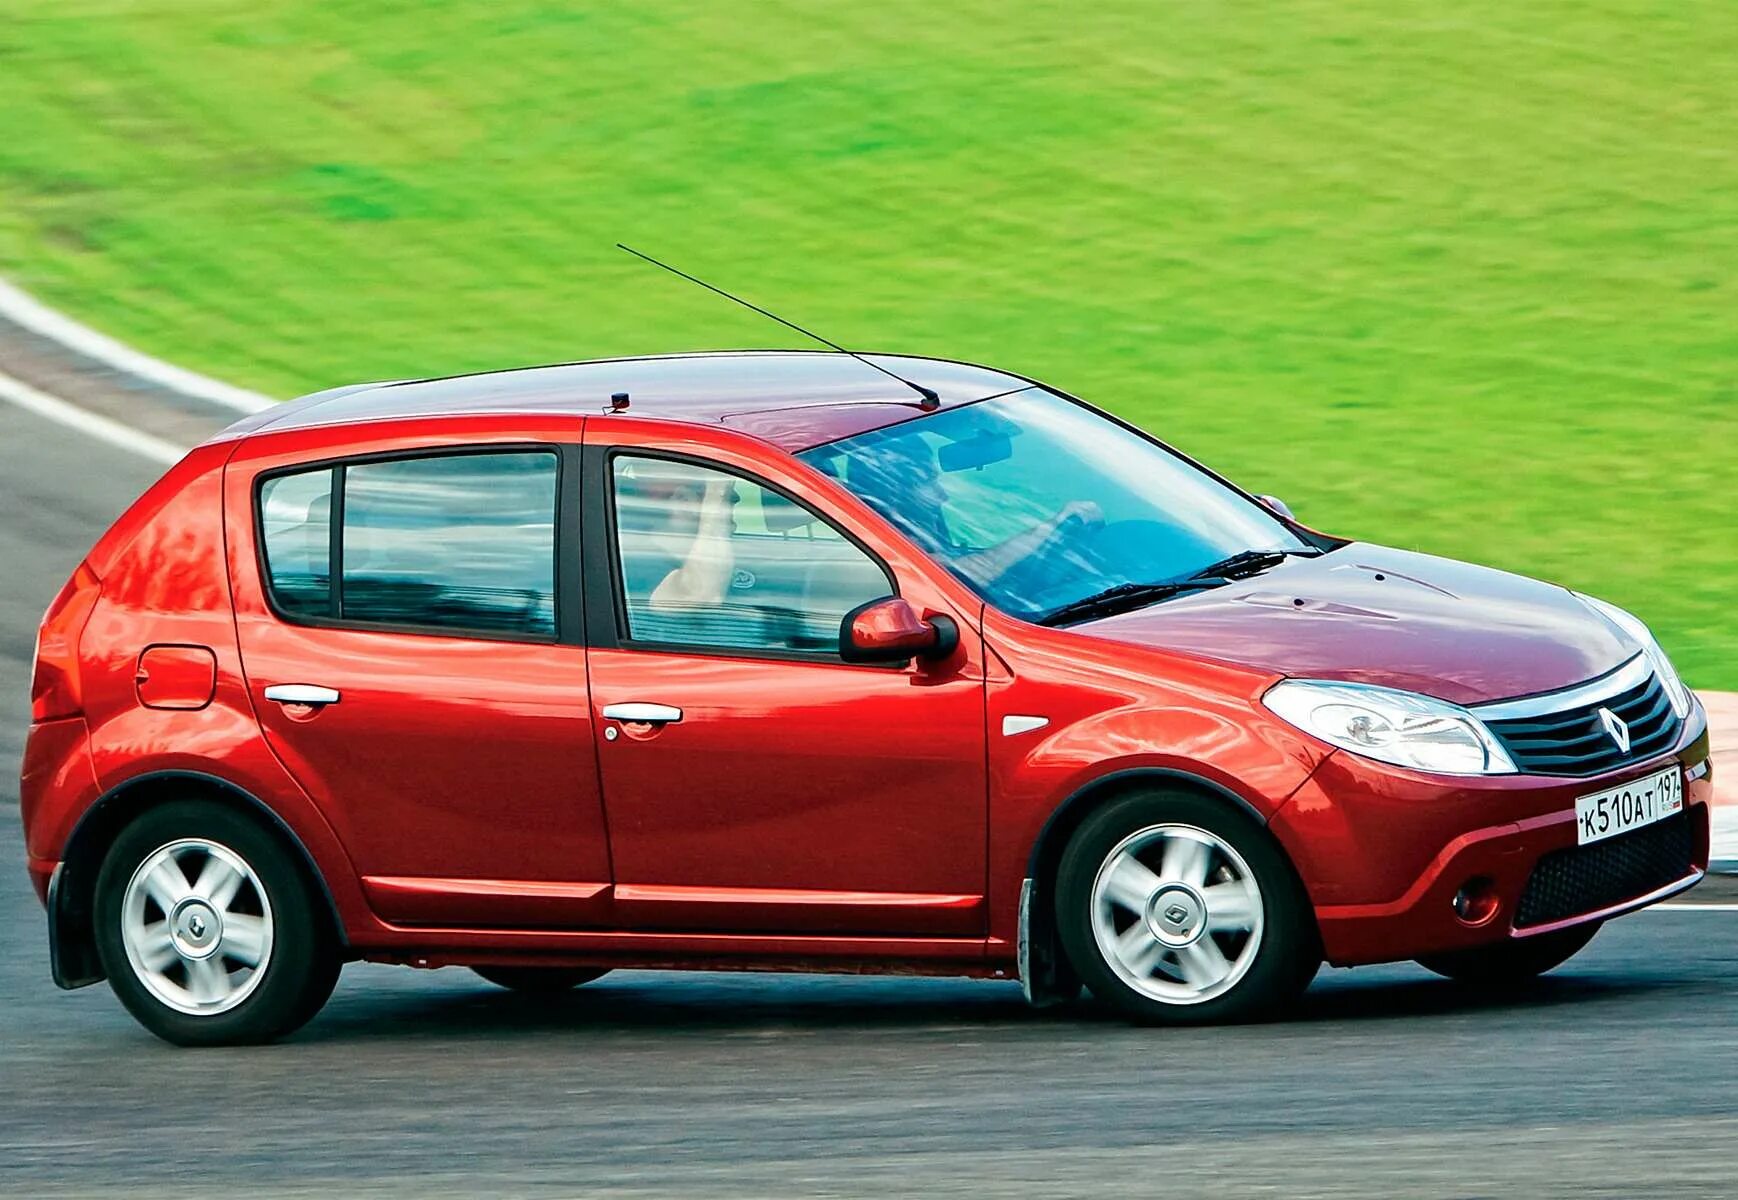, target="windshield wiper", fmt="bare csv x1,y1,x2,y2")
1036,578,1231,627
1188,547,1319,582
